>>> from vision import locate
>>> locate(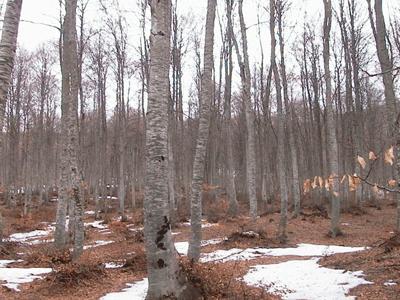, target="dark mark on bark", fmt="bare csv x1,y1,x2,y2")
157,259,165,268
155,216,170,250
